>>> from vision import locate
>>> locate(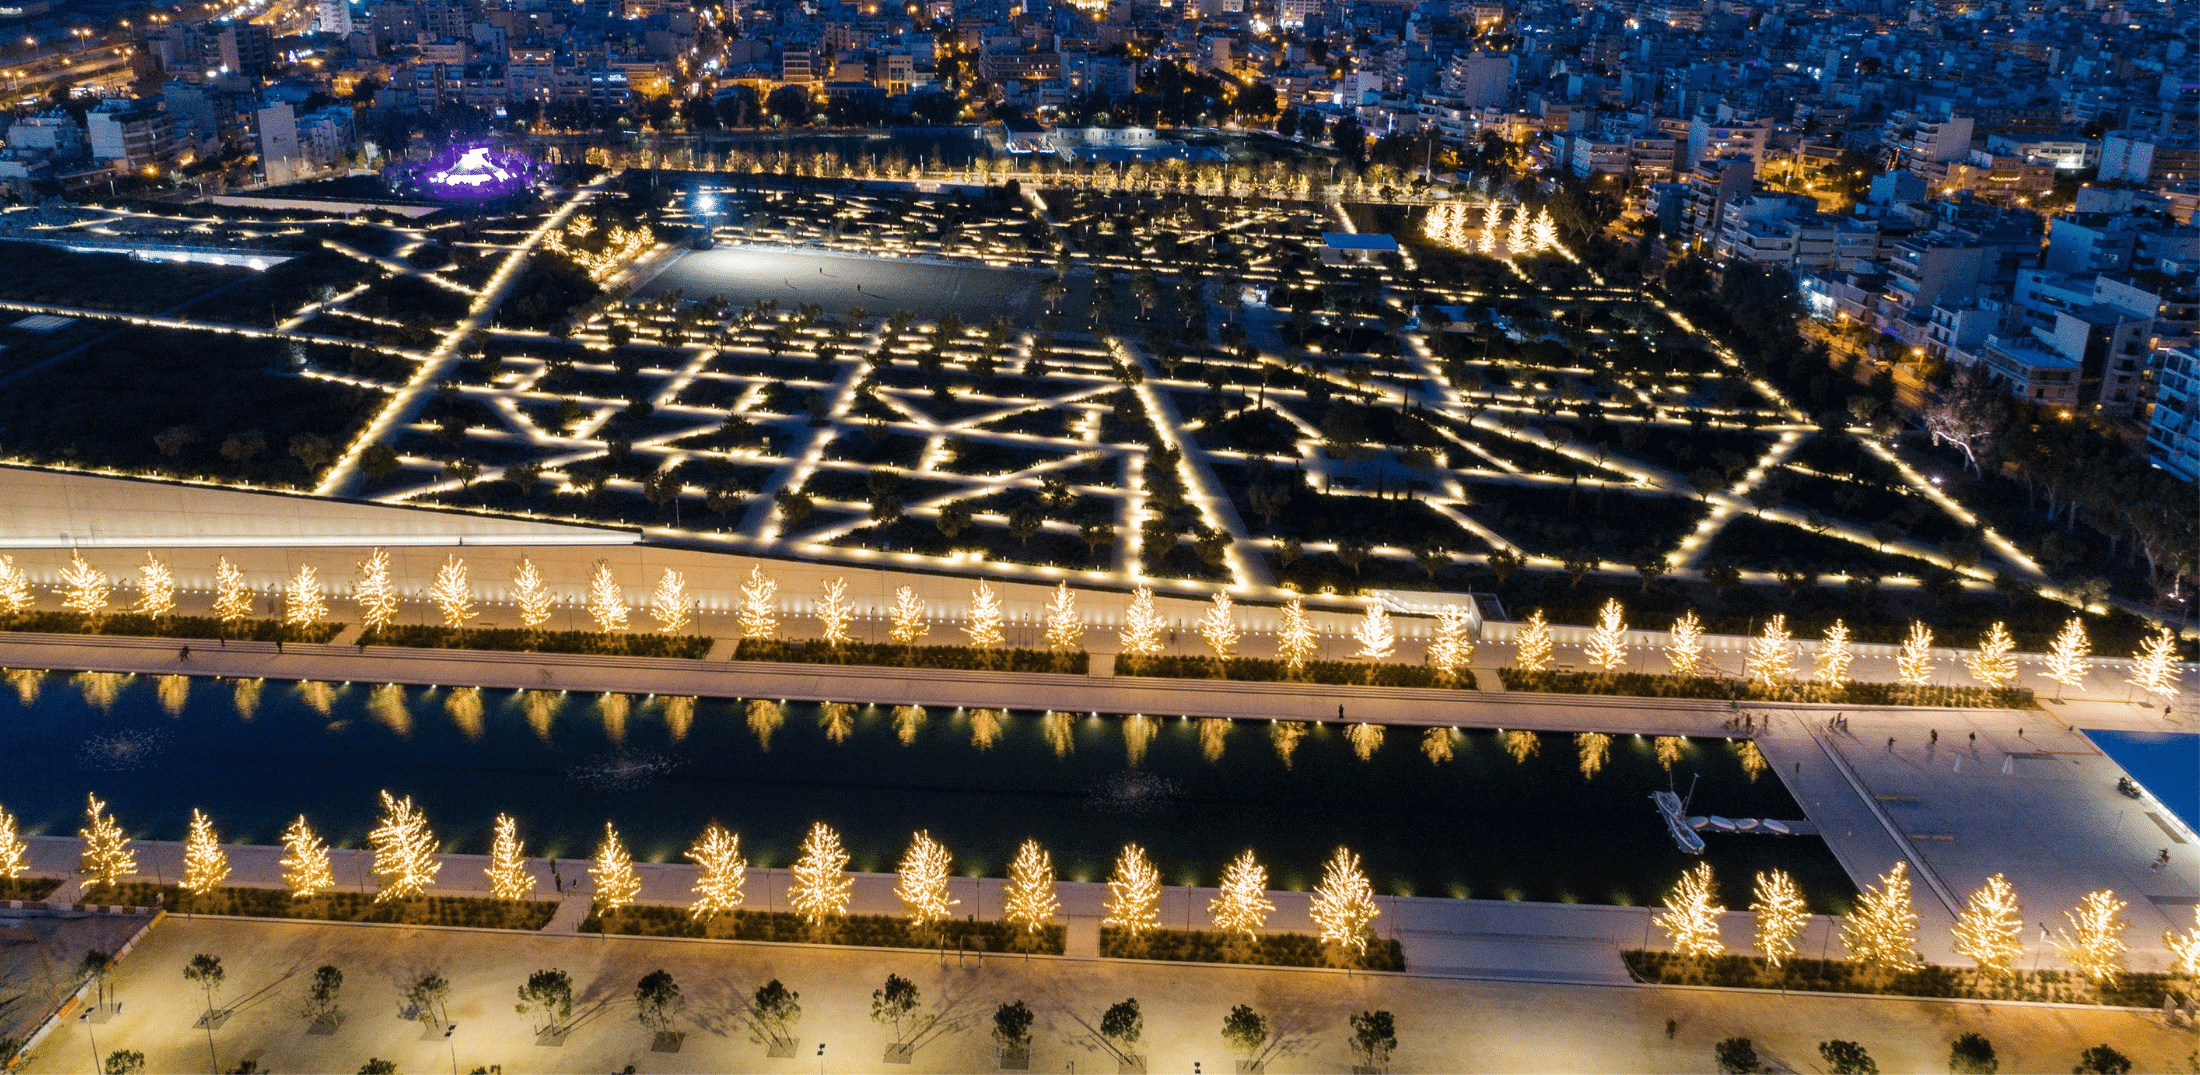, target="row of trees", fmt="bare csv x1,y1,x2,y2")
1657,860,2200,985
